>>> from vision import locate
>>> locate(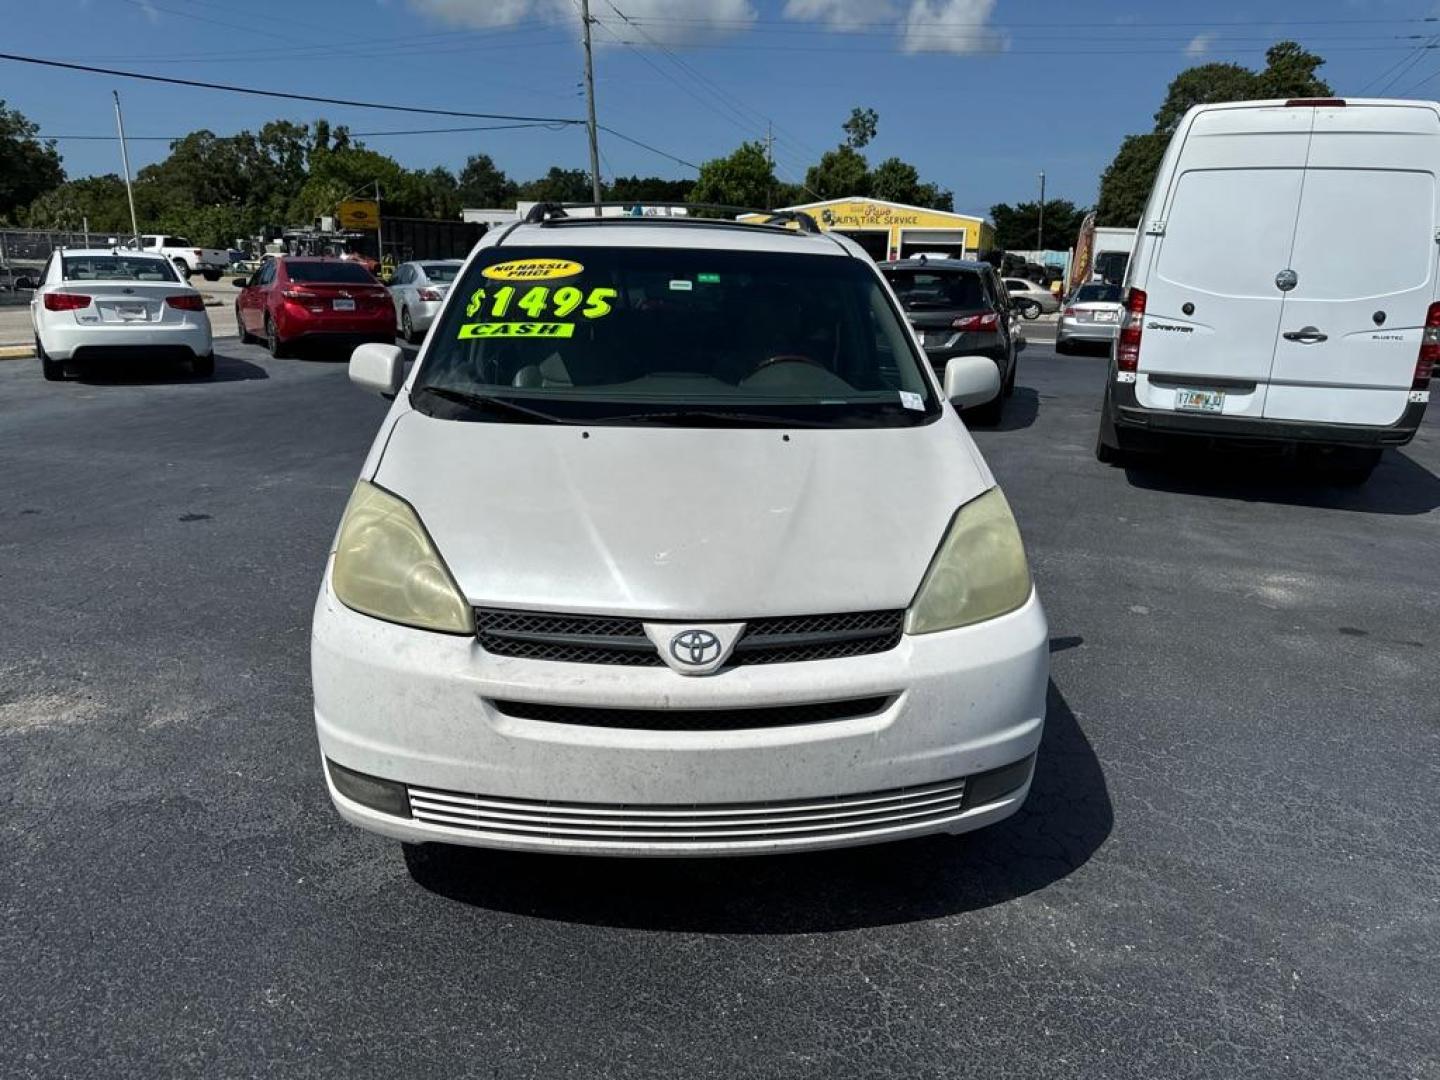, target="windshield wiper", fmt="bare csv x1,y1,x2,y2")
413,385,570,424
595,408,831,428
